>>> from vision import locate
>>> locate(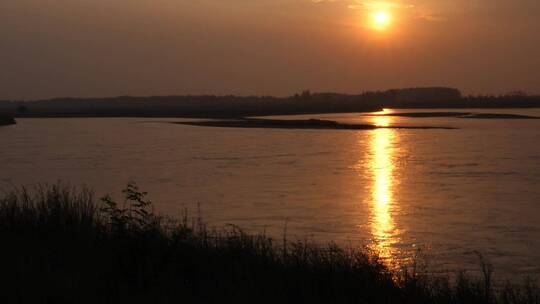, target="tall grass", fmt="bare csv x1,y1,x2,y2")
0,183,538,304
